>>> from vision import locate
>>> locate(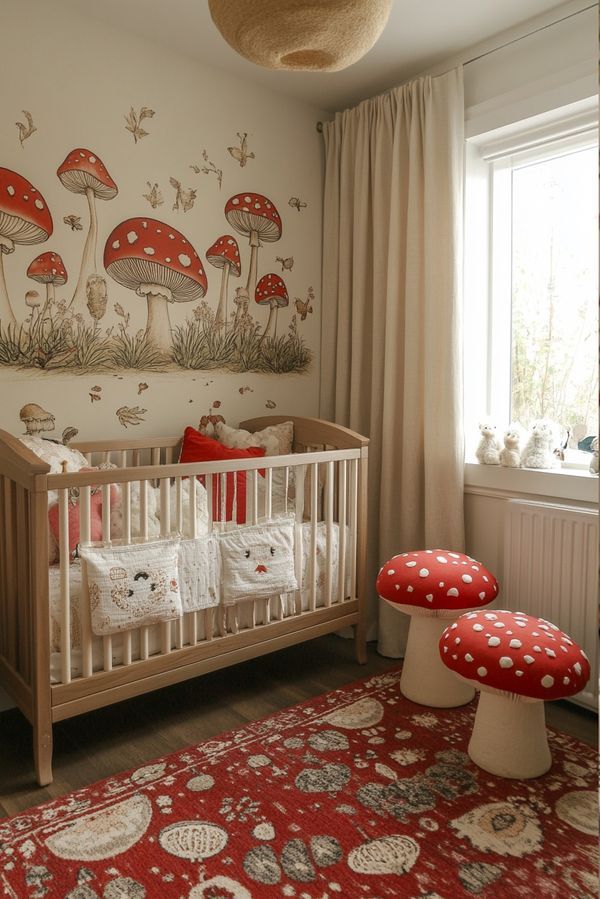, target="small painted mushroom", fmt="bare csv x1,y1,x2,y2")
26,251,67,304
255,273,289,339
376,549,497,707
224,192,282,298
19,403,55,435
104,217,207,353
439,610,591,778
25,289,41,311
57,149,117,317
0,167,53,327
206,234,241,329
